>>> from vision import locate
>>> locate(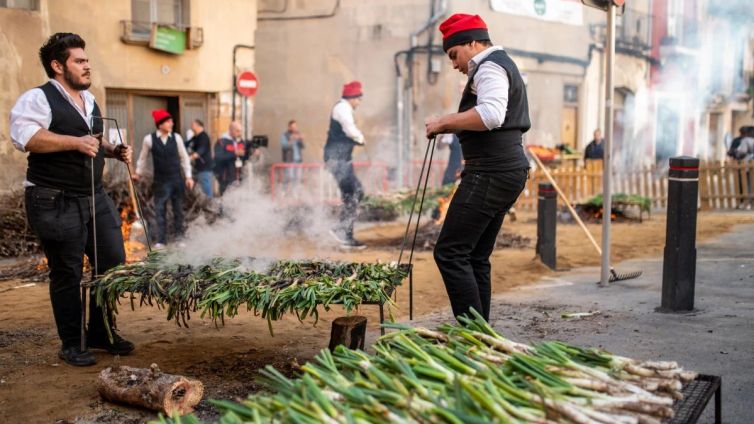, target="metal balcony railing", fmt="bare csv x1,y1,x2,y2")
120,20,203,49
590,8,653,53
616,8,652,52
